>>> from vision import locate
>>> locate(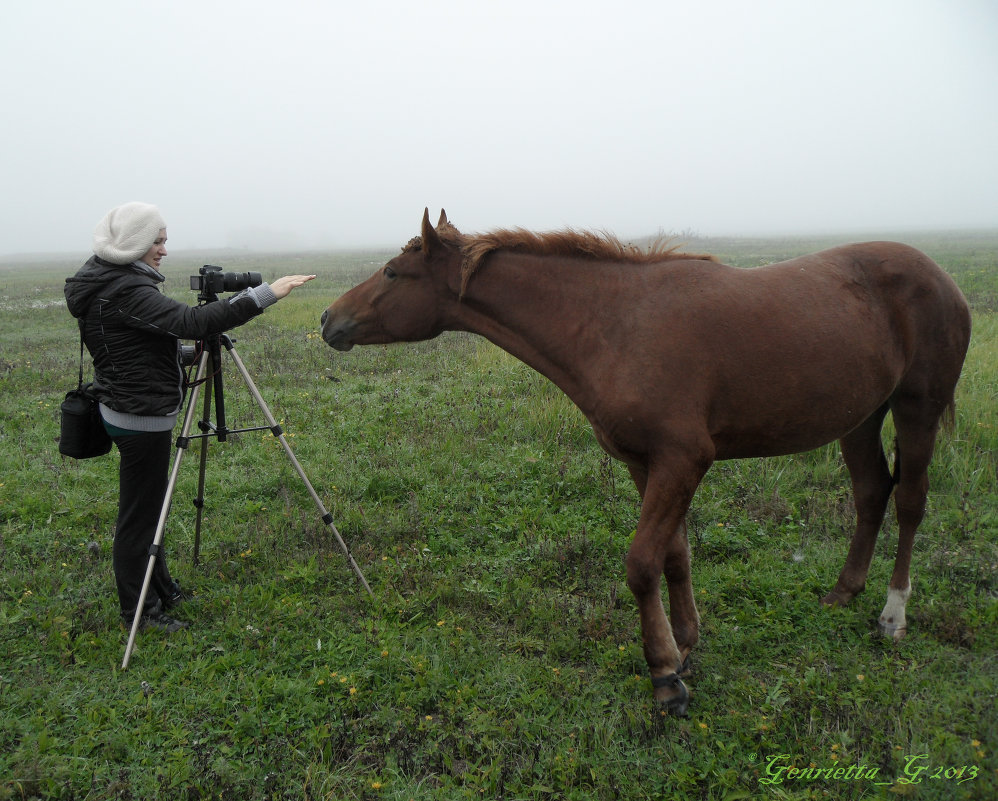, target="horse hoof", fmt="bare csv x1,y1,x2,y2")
658,681,690,717
878,619,907,642
821,588,856,607
652,674,690,716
